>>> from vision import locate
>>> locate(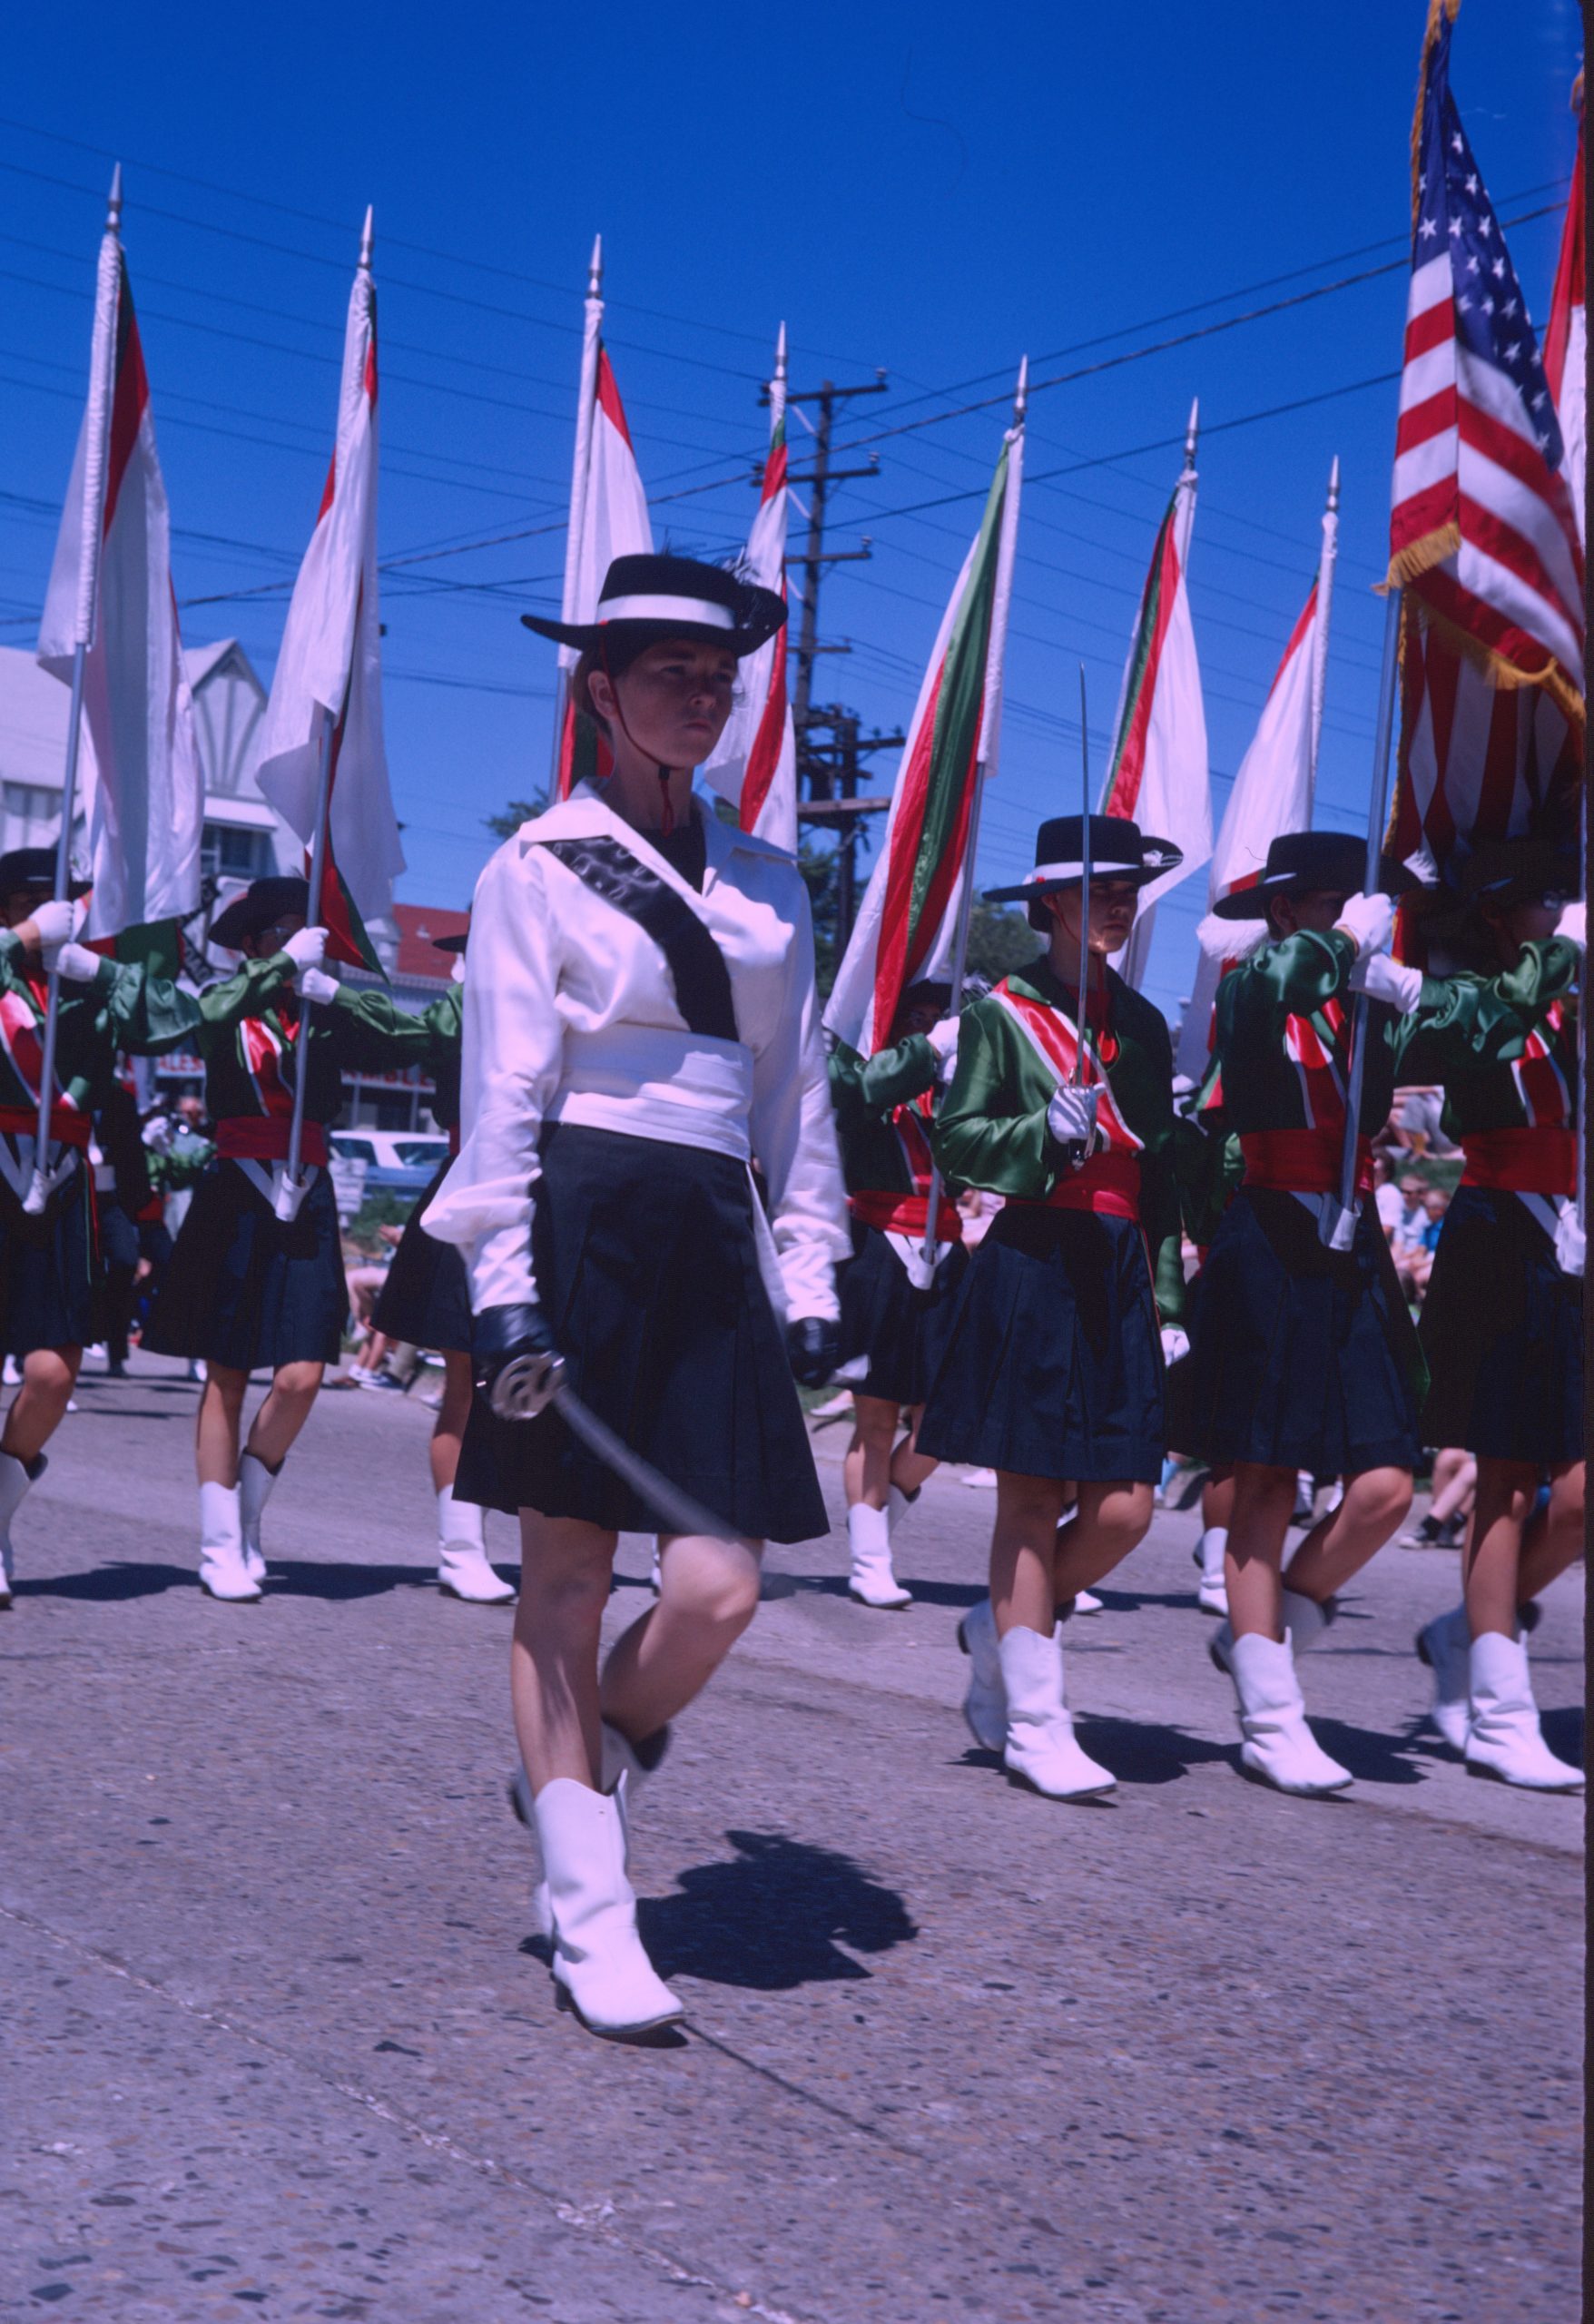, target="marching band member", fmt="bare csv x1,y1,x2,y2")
1187,831,1442,1795
425,554,850,2039
916,814,1187,1799
0,849,221,1603
370,925,515,1605
828,979,964,1608
144,877,434,1601
1408,840,1583,1790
